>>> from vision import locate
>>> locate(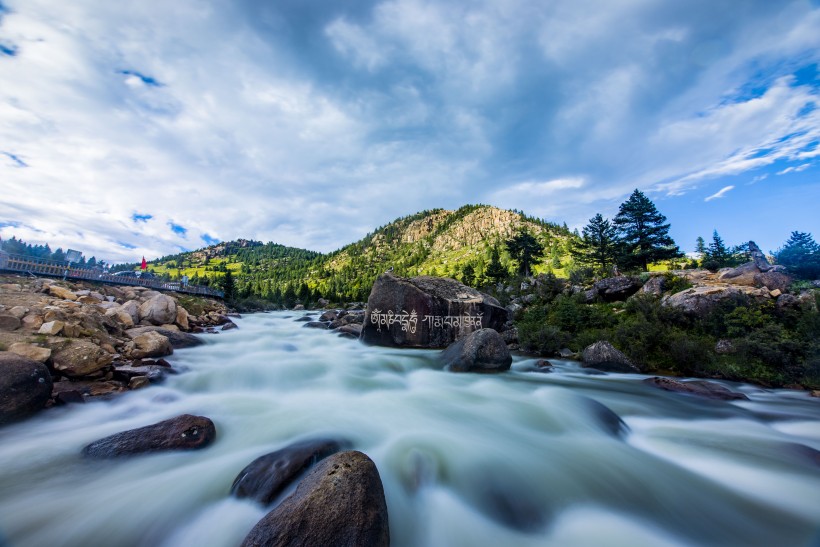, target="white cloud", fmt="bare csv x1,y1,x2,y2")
704,185,735,202
776,163,811,175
